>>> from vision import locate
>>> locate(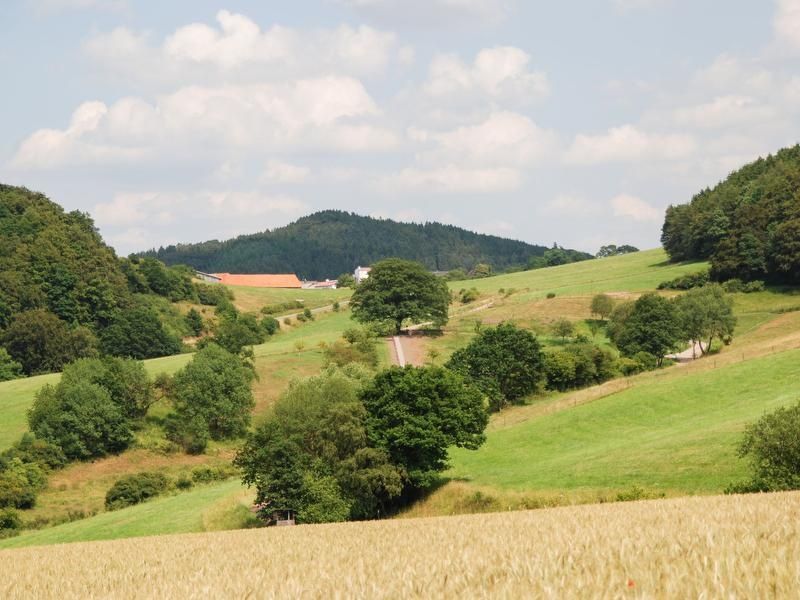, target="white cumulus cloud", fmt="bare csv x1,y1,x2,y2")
565,125,696,165
611,194,661,222
424,47,549,105
85,11,405,83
